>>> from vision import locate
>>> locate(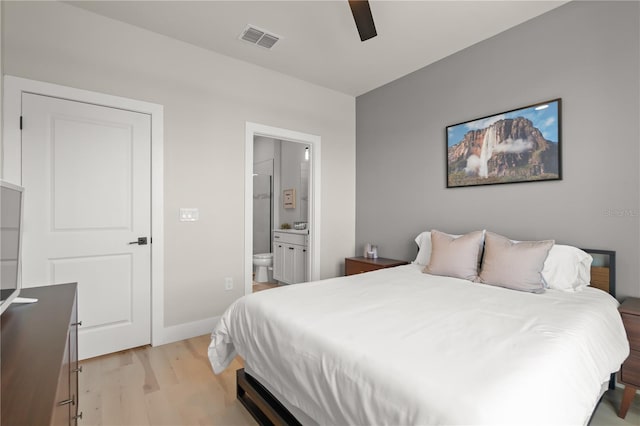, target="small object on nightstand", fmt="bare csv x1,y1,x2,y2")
363,243,378,259
345,256,408,276
618,297,640,419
